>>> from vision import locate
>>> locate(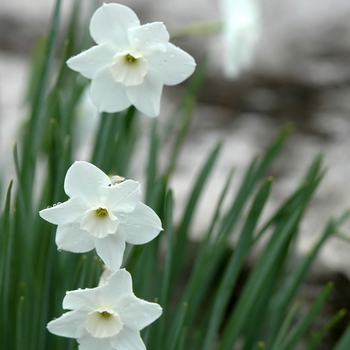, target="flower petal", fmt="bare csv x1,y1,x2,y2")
90,3,140,47
64,270,133,311
149,43,196,86
94,232,126,271
47,310,87,339
63,284,126,313
118,203,162,245
64,161,111,204
99,180,141,214
39,197,88,225
56,222,95,253
126,73,163,117
66,43,116,79
102,269,134,303
117,295,162,330
90,66,131,113
63,288,101,311
128,22,169,54
109,327,145,350
78,334,114,350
